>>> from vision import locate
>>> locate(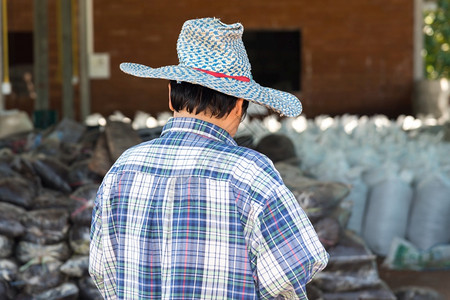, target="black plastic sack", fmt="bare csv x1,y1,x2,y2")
32,282,79,300
69,225,90,255
32,189,72,210
9,155,40,185
256,134,297,163
0,161,20,178
16,241,71,264
77,276,103,300
0,235,13,258
0,258,18,281
70,184,99,226
33,138,84,167
0,202,26,238
60,256,89,277
310,231,383,294
67,160,102,189
313,217,341,250
48,118,87,145
285,177,350,222
20,209,69,244
0,131,34,154
0,176,37,208
16,260,66,295
0,278,17,300
88,133,114,177
31,155,71,193
394,286,444,300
